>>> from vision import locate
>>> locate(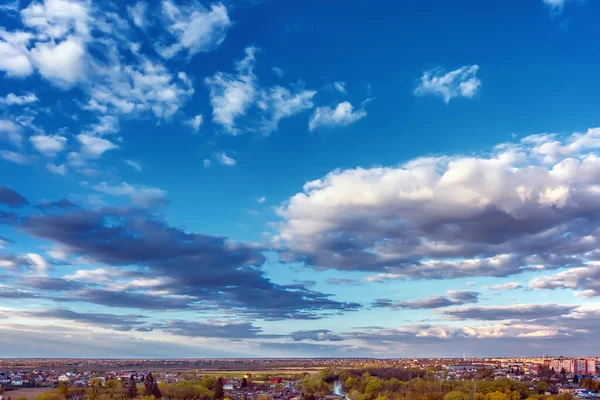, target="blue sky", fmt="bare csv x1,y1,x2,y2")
2,0,600,358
